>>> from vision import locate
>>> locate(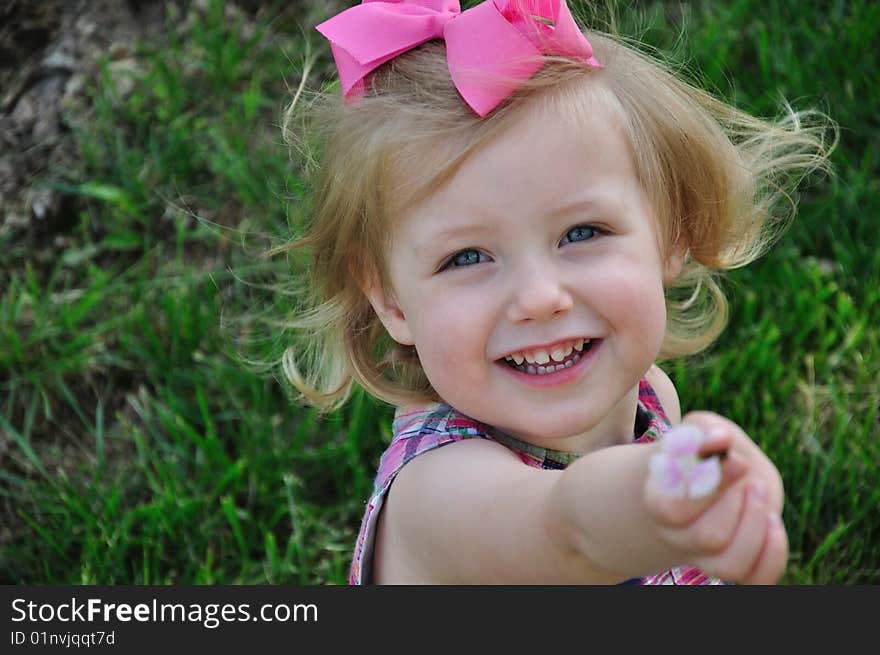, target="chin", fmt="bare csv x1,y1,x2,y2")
497,412,598,443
